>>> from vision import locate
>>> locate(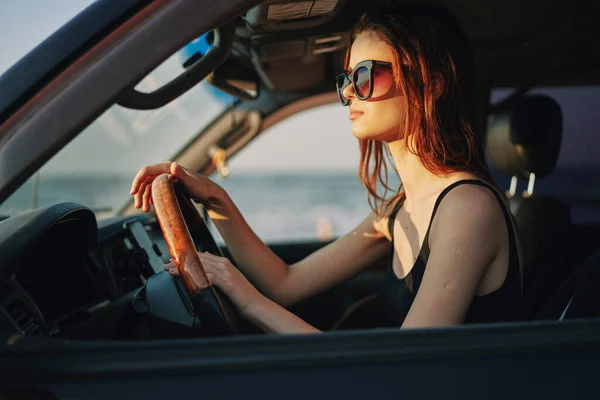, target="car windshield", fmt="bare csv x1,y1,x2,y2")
0,52,228,219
